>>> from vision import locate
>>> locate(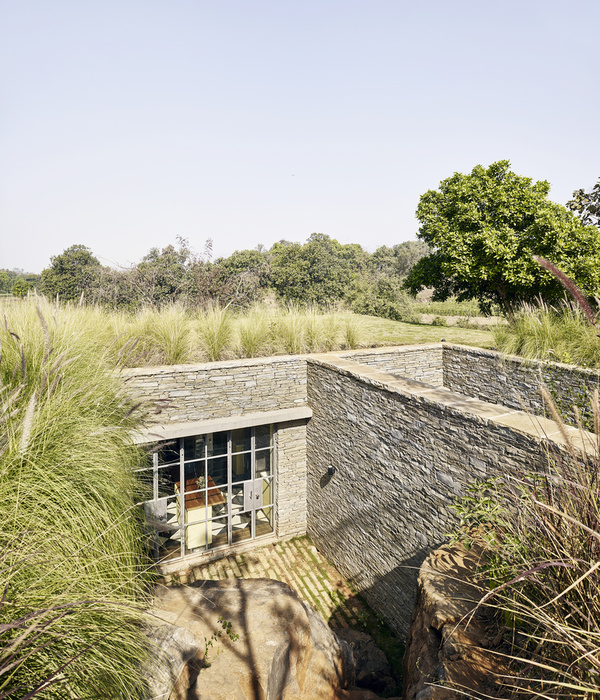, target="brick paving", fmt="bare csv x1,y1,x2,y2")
176,536,372,629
